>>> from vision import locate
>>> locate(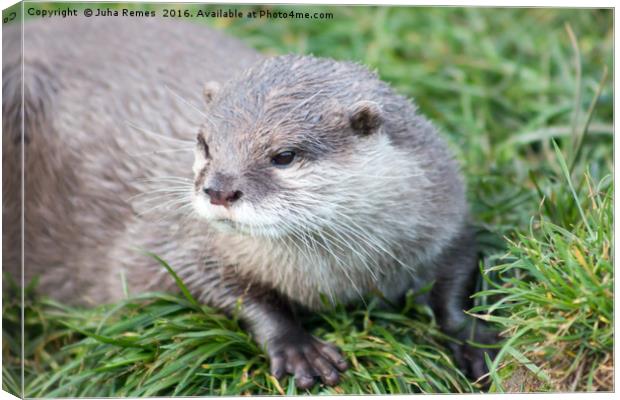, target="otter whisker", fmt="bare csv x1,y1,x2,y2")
135,195,192,217
138,175,193,182
312,227,367,305
127,186,192,201
309,217,379,283
164,84,217,130
127,148,195,158
133,178,193,188
281,223,317,267
279,220,321,272
129,194,191,209
136,186,192,194
329,208,413,270
127,192,190,205
134,195,191,212
150,202,197,225
283,198,409,273
124,120,194,145
283,202,380,283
